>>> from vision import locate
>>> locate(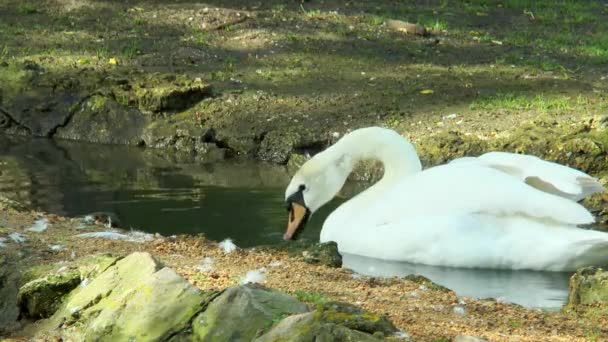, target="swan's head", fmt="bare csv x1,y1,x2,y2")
283,150,352,240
